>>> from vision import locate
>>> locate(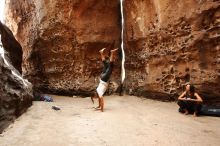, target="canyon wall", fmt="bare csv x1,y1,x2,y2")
0,18,32,133
4,0,220,103
124,0,220,103
5,0,122,96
